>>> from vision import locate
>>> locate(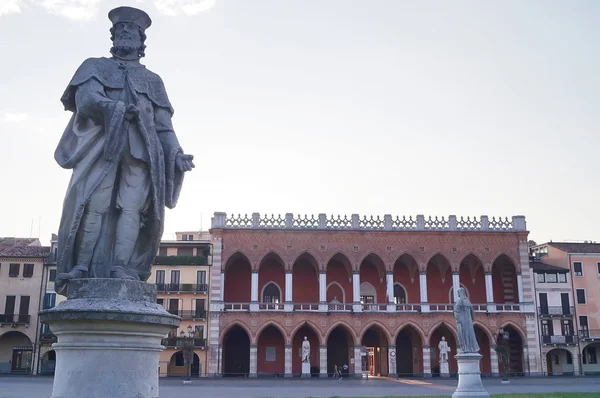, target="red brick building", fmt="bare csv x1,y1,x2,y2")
207,213,540,377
